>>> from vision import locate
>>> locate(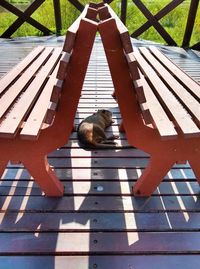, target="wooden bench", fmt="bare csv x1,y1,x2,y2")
0,5,98,196
97,4,200,196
